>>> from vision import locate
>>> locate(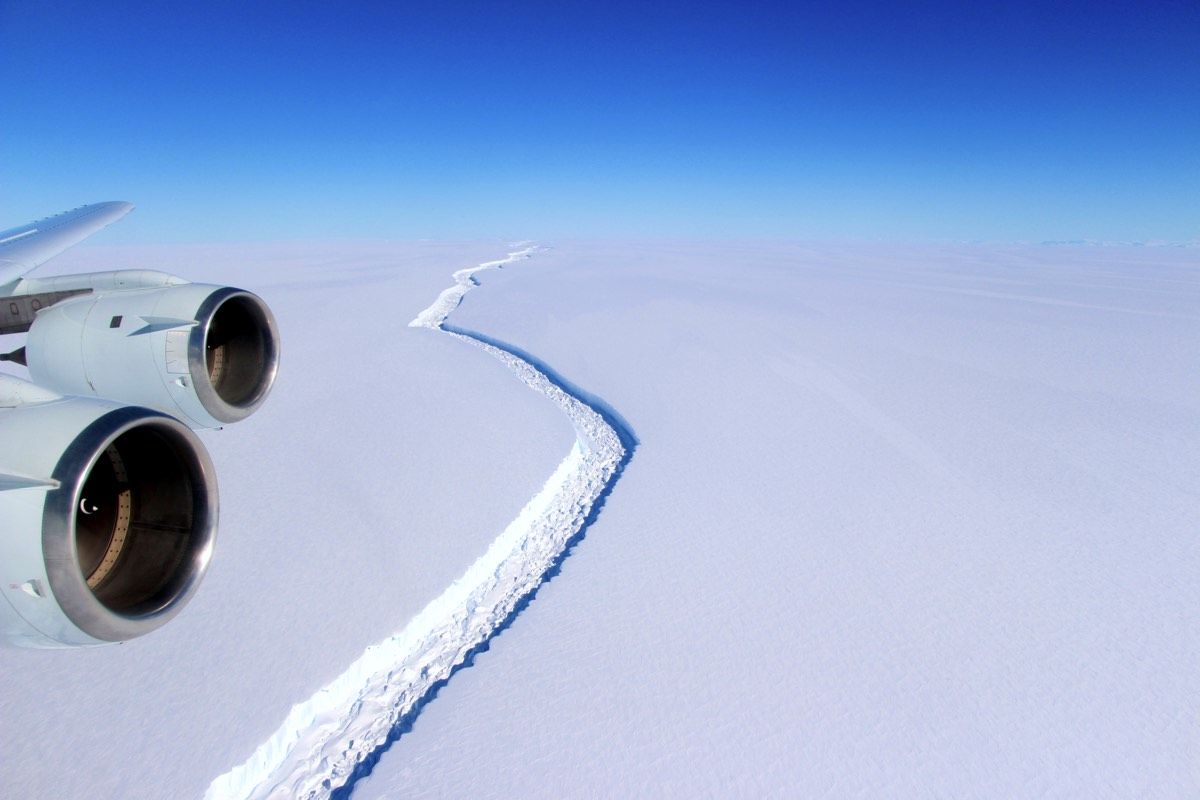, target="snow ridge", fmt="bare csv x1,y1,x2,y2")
205,247,627,799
